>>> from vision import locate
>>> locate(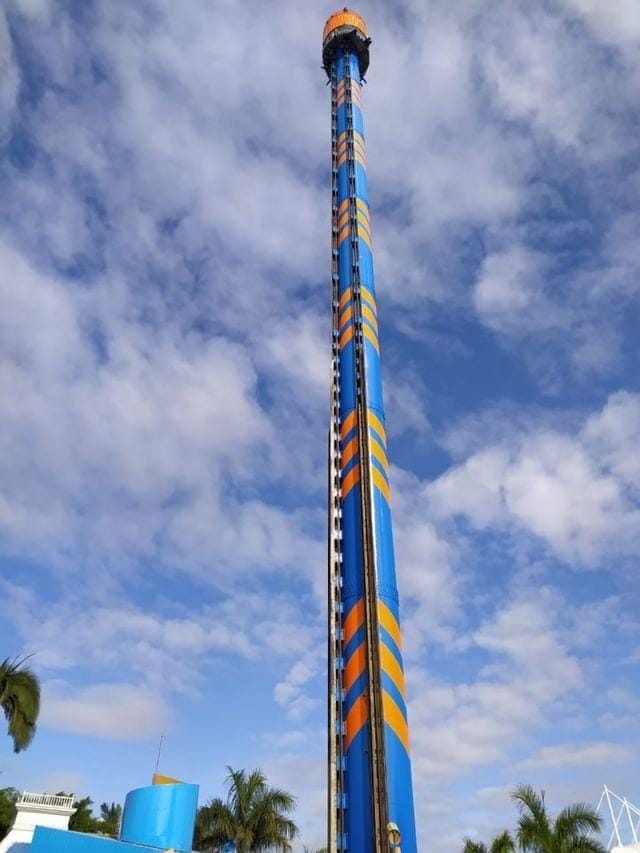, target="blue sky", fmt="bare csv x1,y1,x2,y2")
1,0,639,849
